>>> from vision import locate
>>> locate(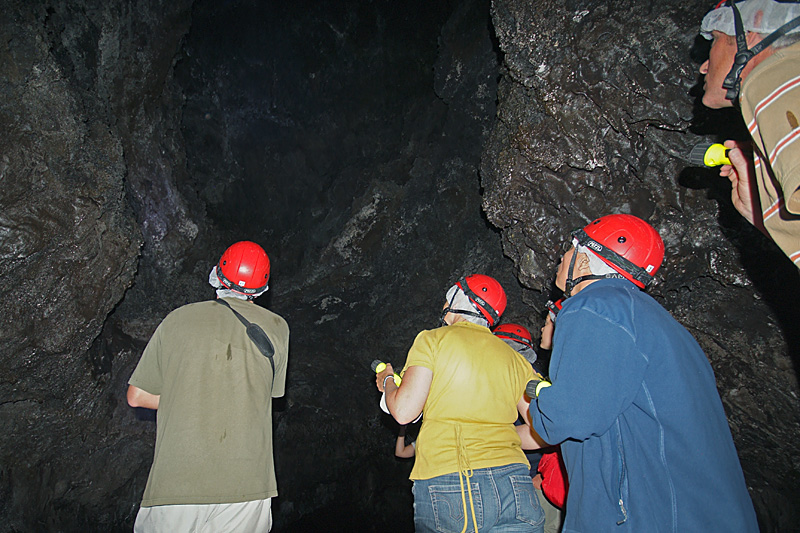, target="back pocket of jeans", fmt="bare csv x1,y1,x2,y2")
429,482,483,533
510,475,545,527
